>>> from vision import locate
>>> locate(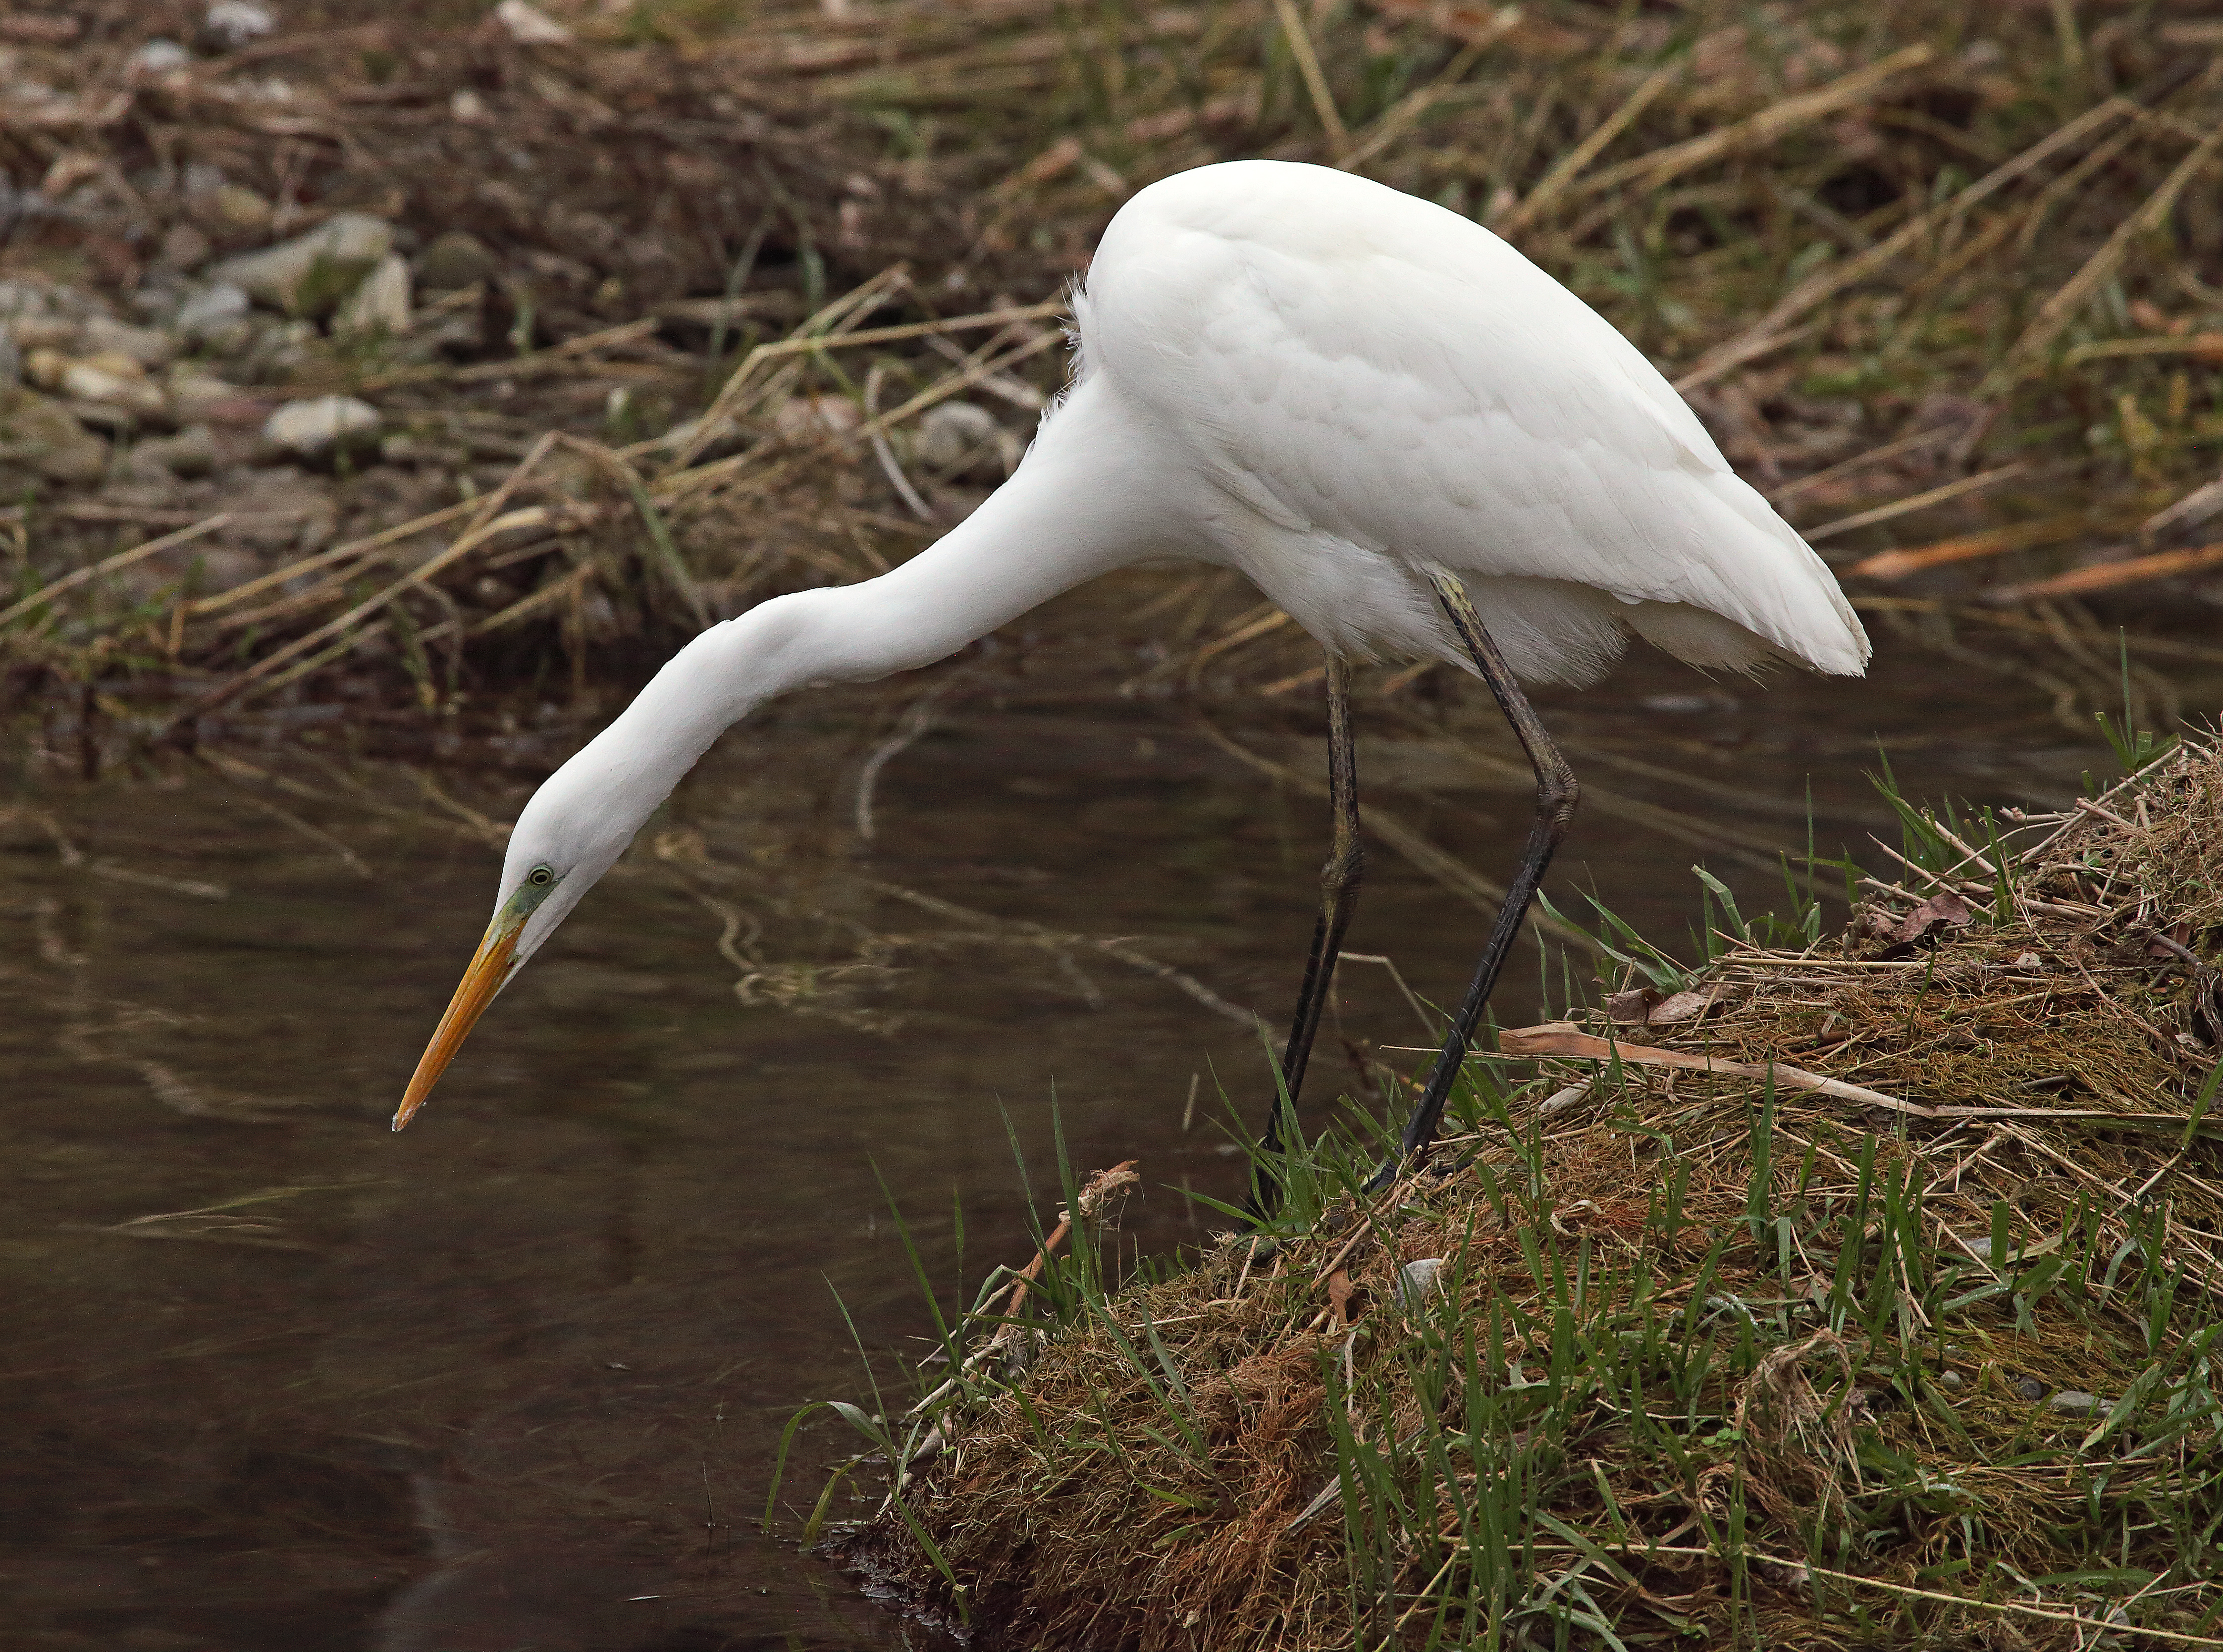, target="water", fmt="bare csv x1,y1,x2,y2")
0,594,2143,1650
